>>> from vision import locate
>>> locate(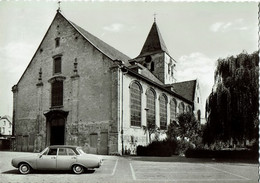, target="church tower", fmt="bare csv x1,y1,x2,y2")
130,21,176,84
